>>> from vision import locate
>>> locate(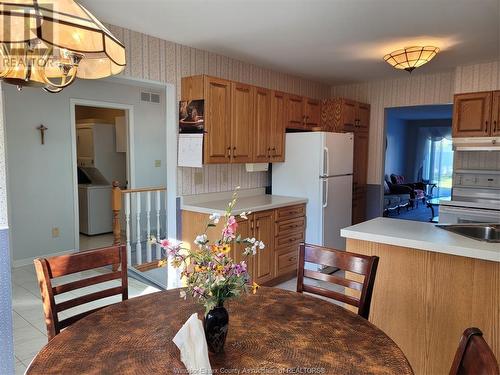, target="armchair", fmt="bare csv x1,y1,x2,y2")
390,174,426,207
